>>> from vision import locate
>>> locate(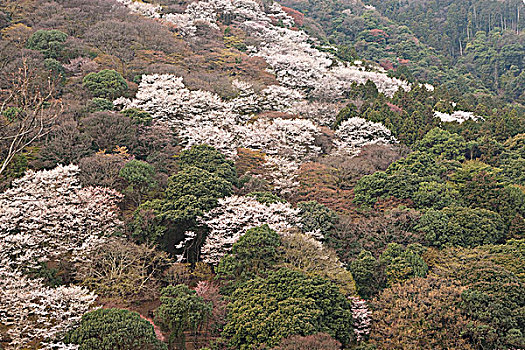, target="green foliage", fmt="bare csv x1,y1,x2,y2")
132,166,232,255
379,243,428,286
333,103,359,128
26,29,67,59
89,98,114,112
155,284,212,349
29,262,63,287
83,69,128,99
64,308,167,350
413,181,459,209
0,153,29,184
414,128,466,161
223,268,354,349
296,201,339,237
353,151,450,207
418,206,506,248
120,159,157,205
280,233,357,296
121,108,152,125
217,225,281,281
349,250,382,299
164,167,233,217
131,199,167,245
450,161,525,234
1,107,23,122
246,191,285,204
349,243,427,298
430,241,525,349
120,160,156,187
461,278,525,349
177,145,237,185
